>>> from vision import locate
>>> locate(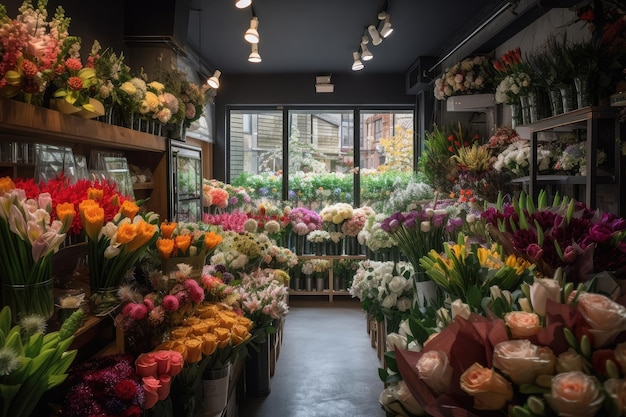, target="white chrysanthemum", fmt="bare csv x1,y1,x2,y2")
0,347,20,376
